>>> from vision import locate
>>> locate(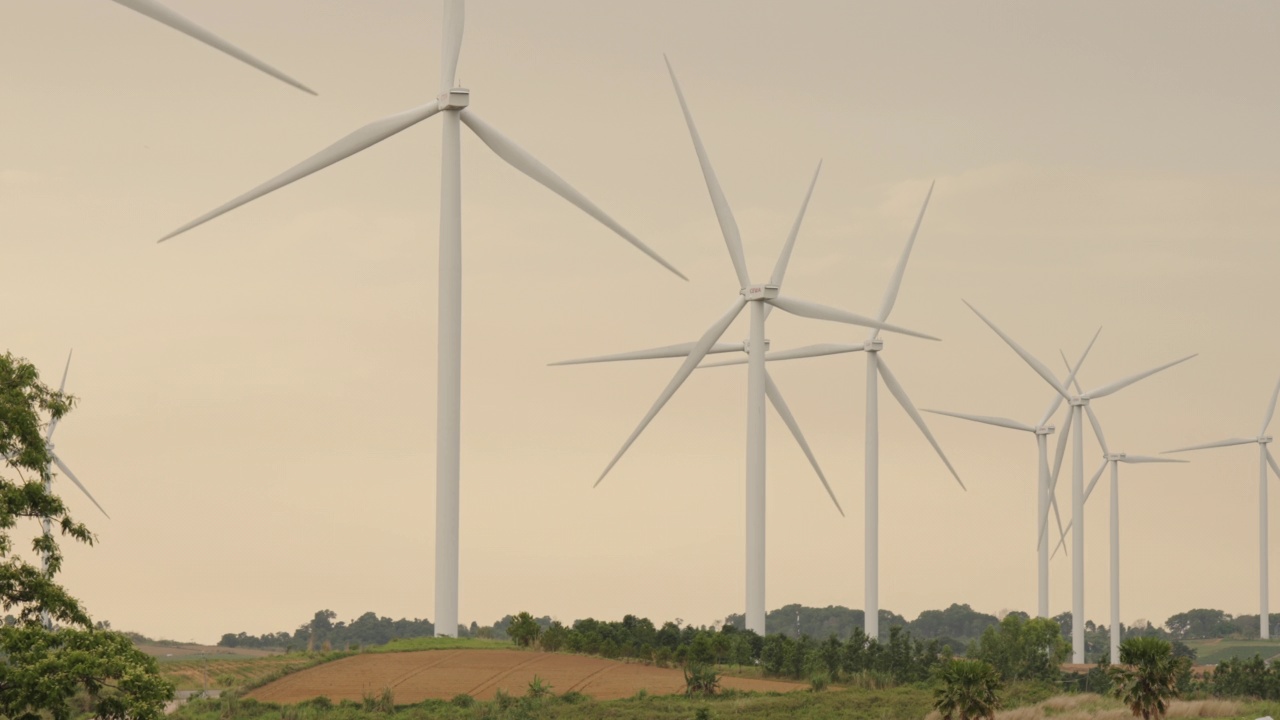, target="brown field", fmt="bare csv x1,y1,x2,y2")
247,650,803,703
